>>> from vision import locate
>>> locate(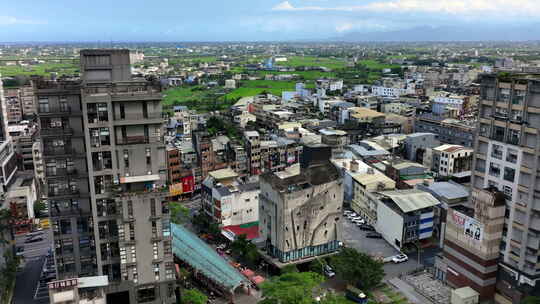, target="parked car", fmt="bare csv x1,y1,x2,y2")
392,254,408,264
352,218,365,224
366,232,382,239
16,246,24,256
358,224,375,231
346,213,358,219
343,210,353,215
25,231,44,239
323,265,335,278
25,237,43,243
